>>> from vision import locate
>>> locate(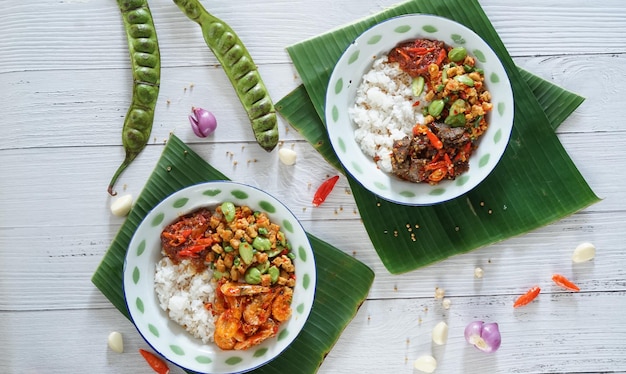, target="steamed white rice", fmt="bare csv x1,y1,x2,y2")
154,257,216,344
349,56,427,172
